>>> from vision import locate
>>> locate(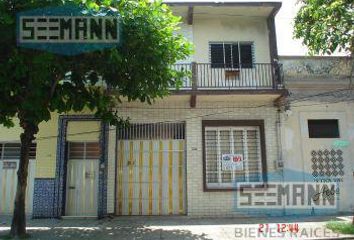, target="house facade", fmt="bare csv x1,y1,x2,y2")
0,1,353,218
